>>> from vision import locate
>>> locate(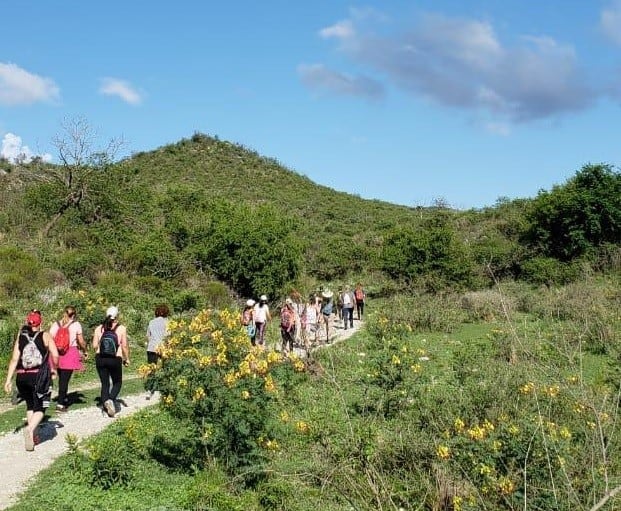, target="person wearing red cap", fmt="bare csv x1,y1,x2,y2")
4,310,59,451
